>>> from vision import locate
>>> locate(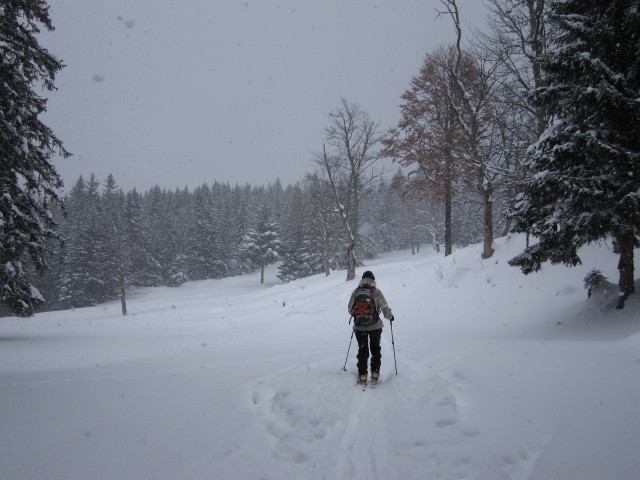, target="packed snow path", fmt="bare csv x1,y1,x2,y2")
244,343,543,480
2,236,640,479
